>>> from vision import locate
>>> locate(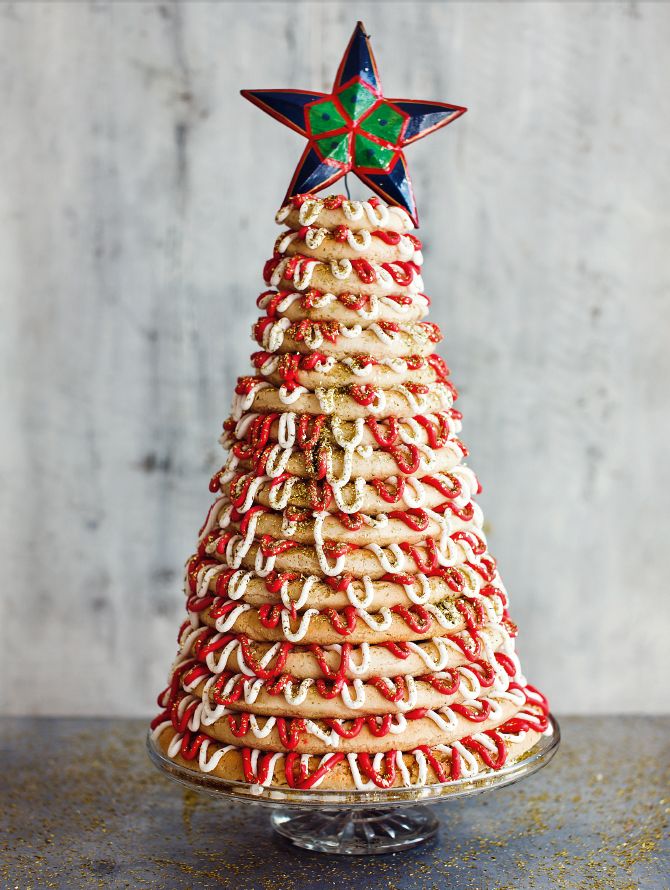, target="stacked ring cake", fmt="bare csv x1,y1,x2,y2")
151,193,550,791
